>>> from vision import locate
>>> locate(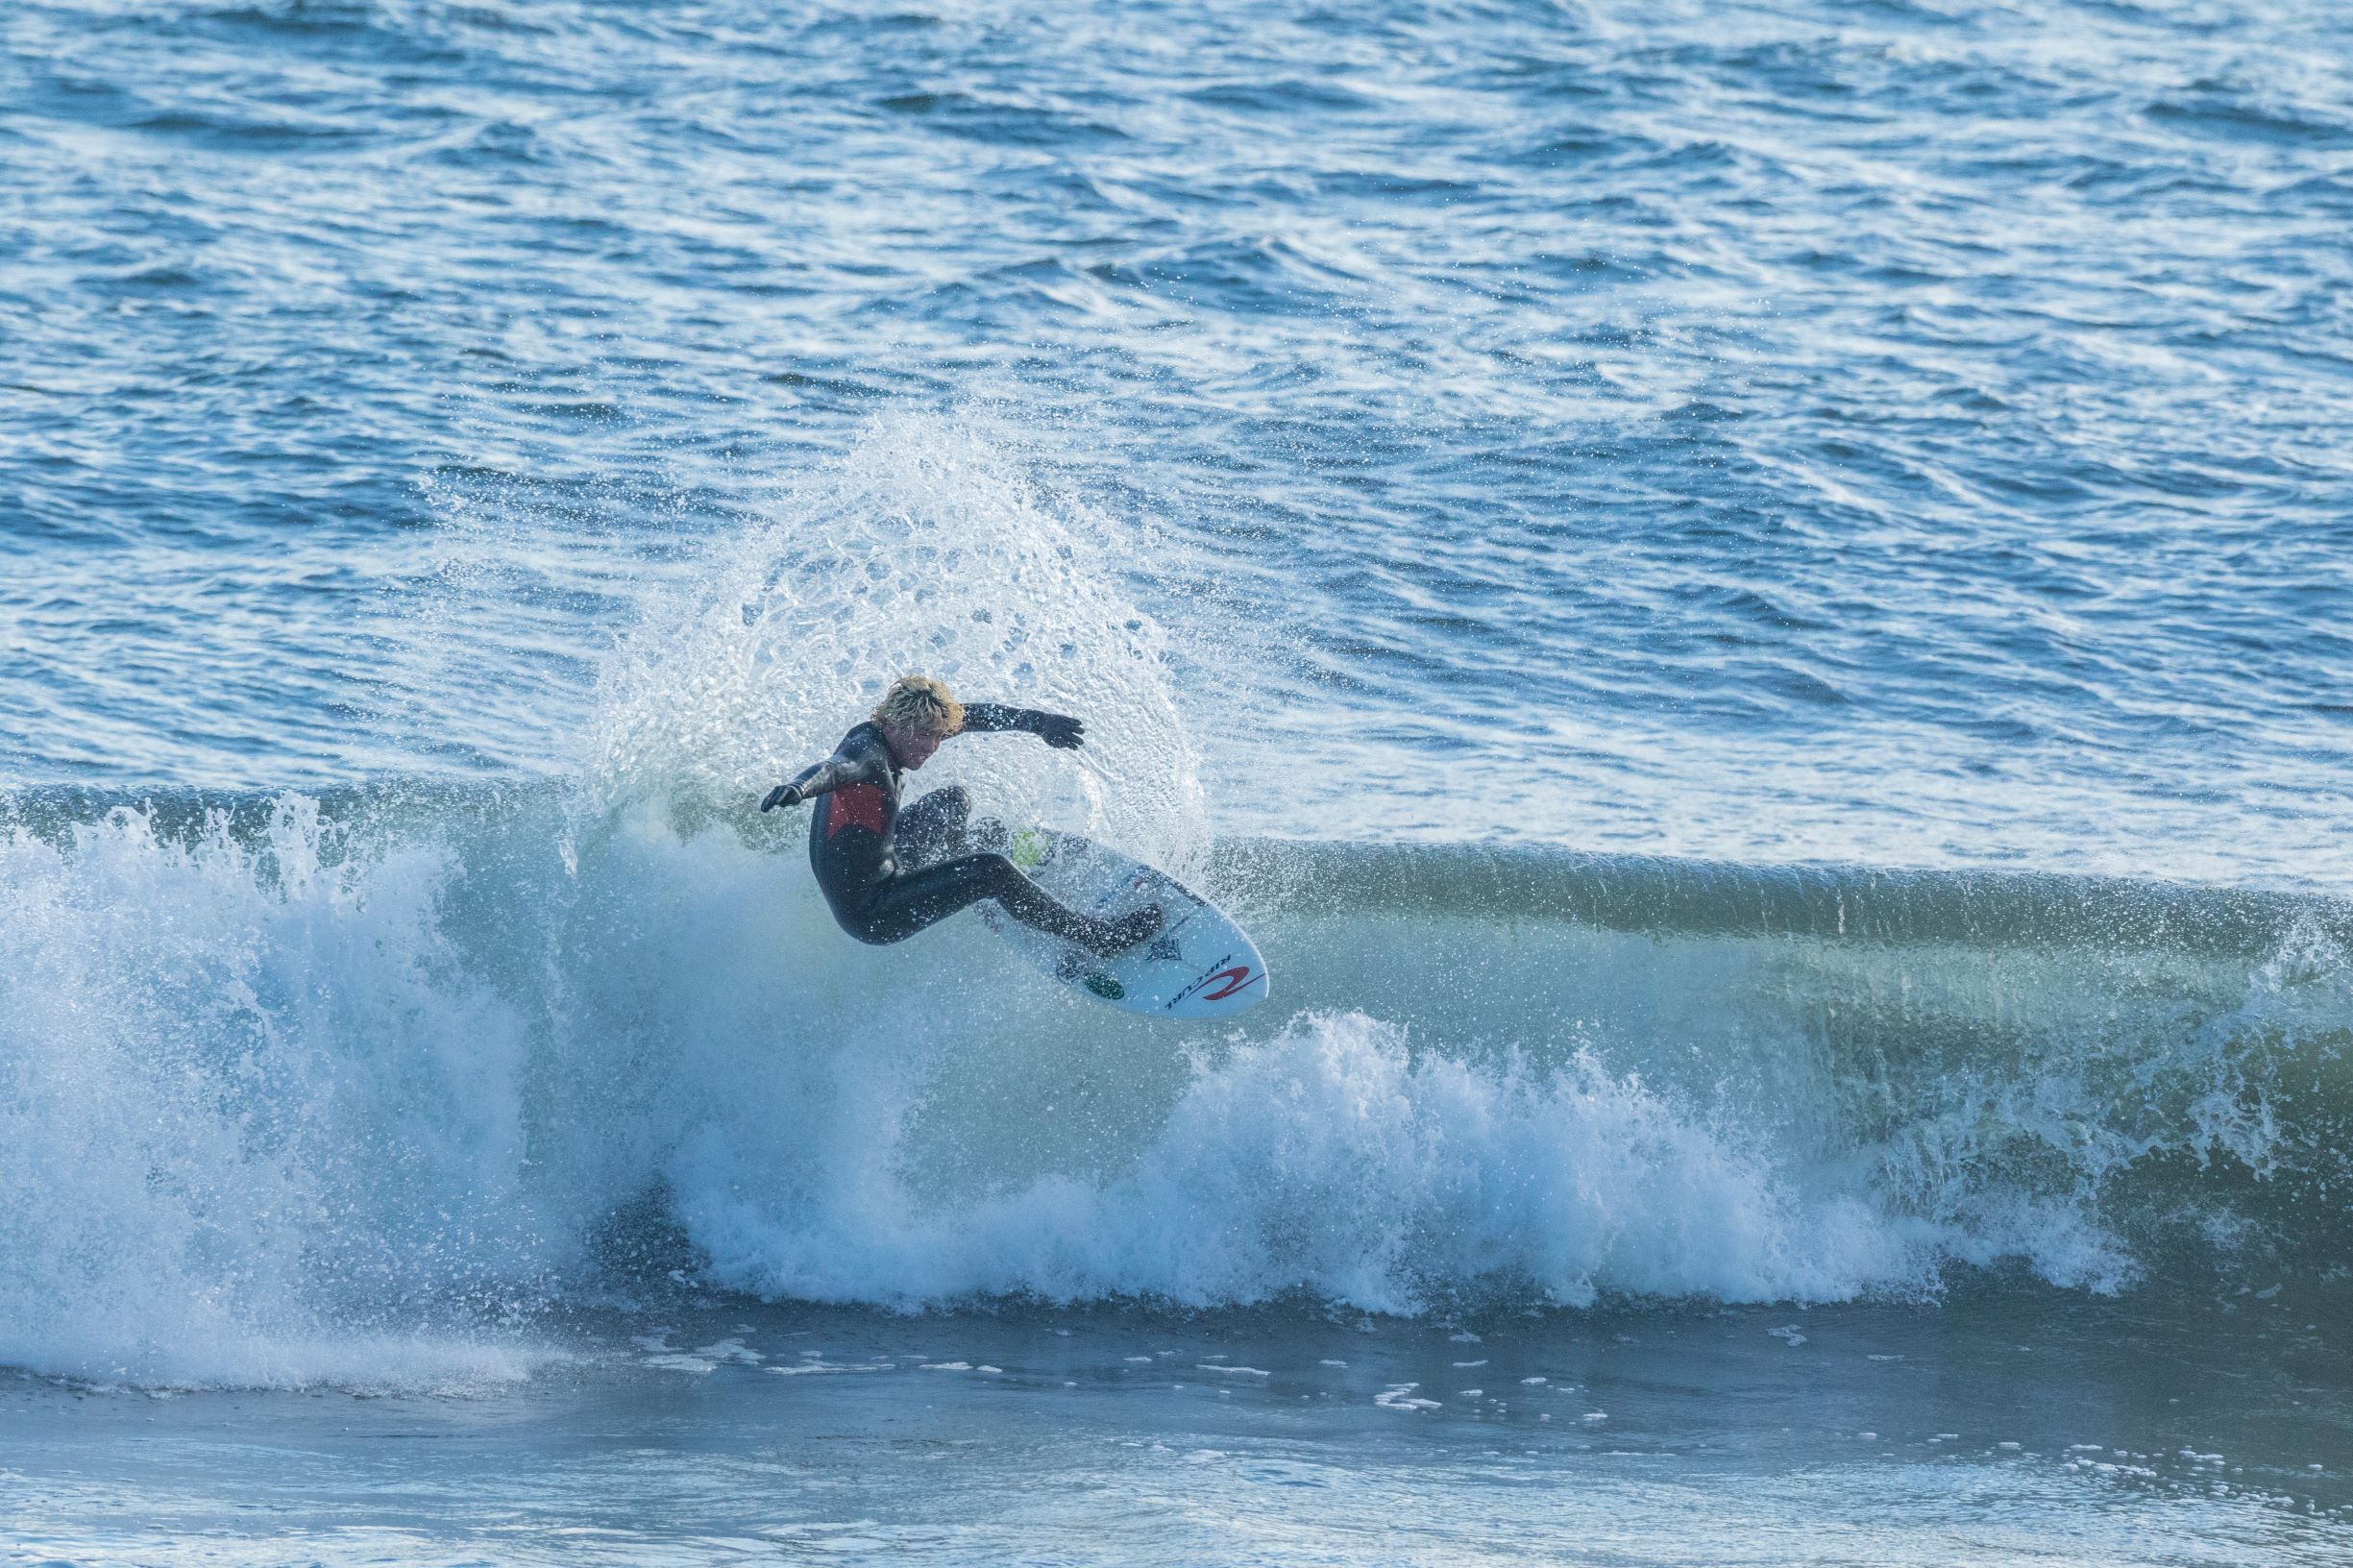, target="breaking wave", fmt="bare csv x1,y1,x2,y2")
1,786,2345,1387
1,410,2343,1388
